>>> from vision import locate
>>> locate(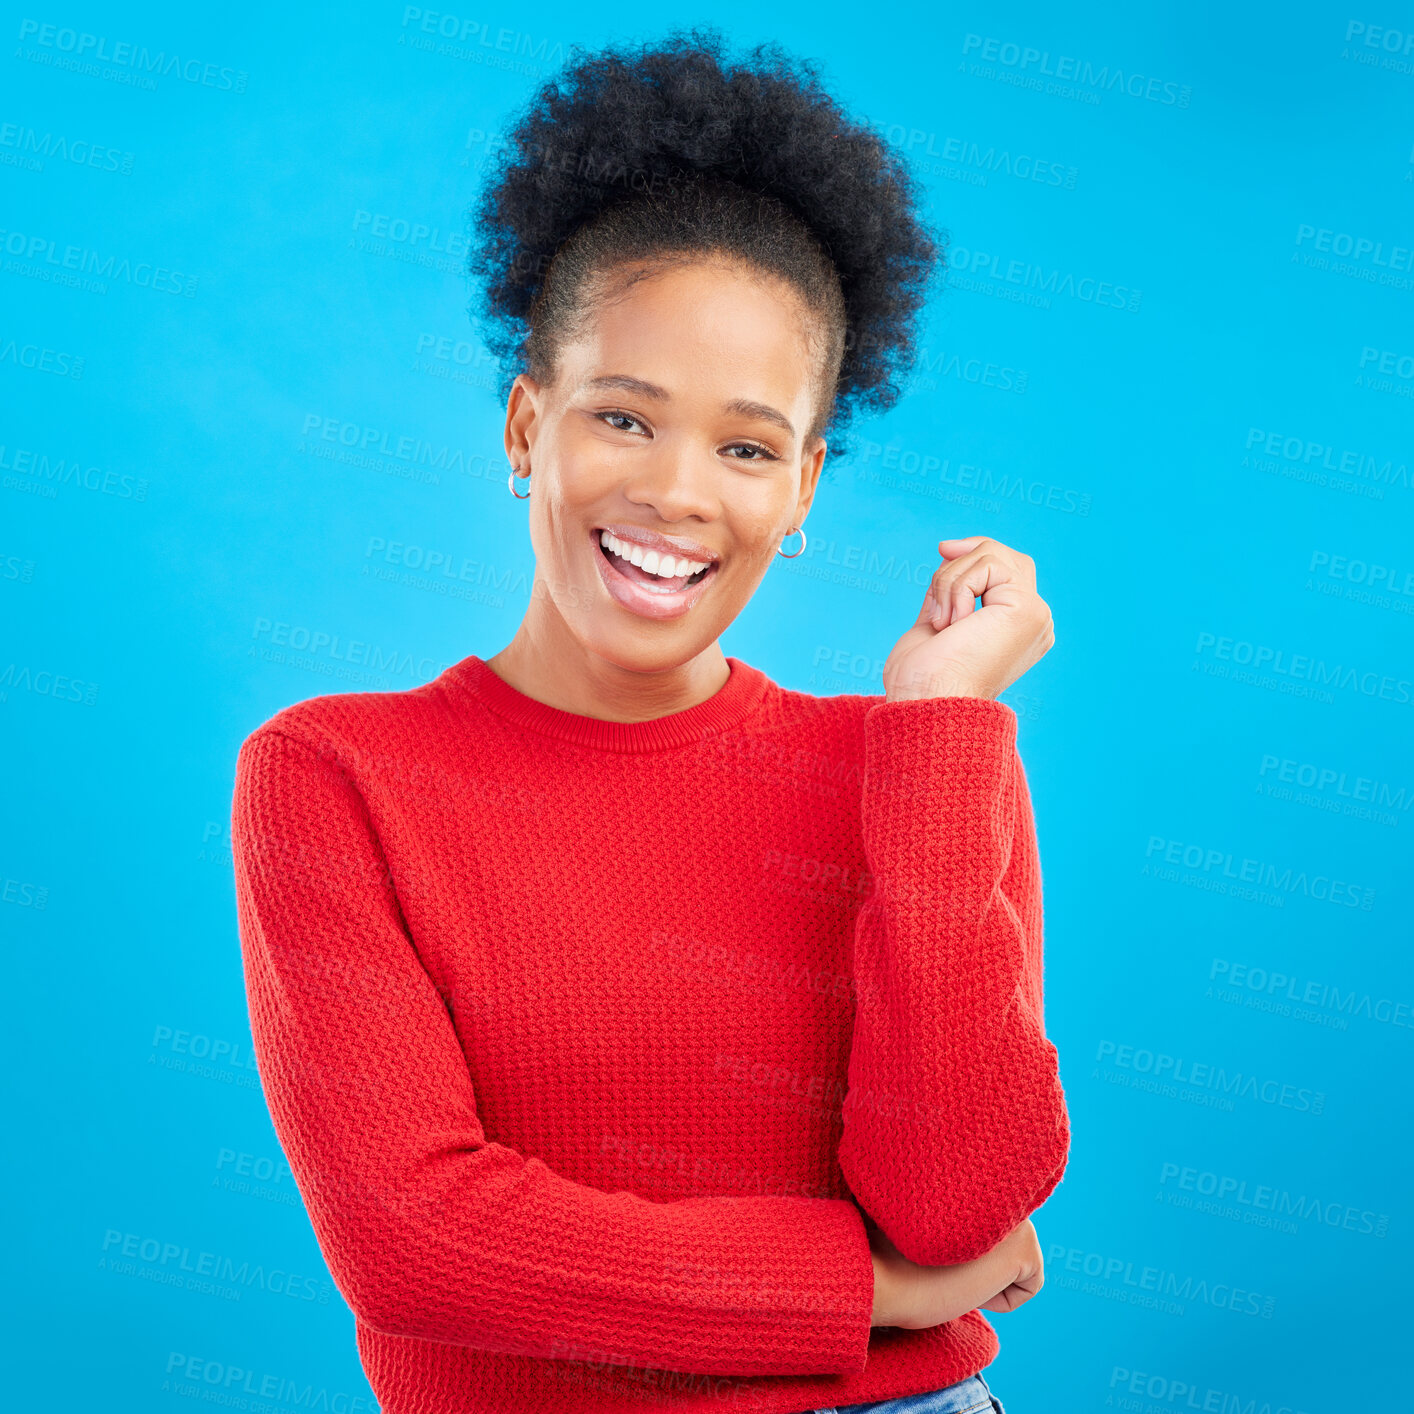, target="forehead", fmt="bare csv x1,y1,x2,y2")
561,257,822,406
